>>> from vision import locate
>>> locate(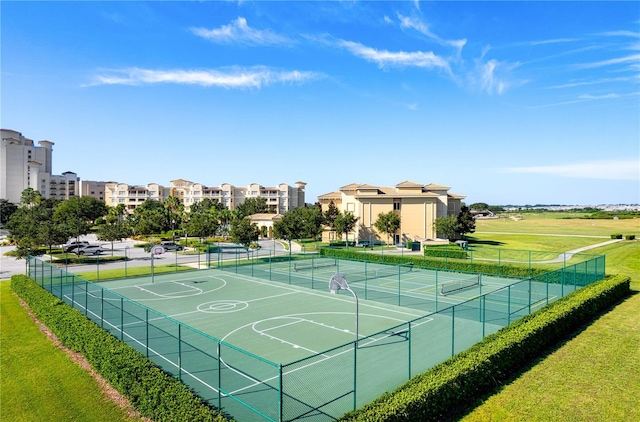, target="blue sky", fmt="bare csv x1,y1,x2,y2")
2,1,639,206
